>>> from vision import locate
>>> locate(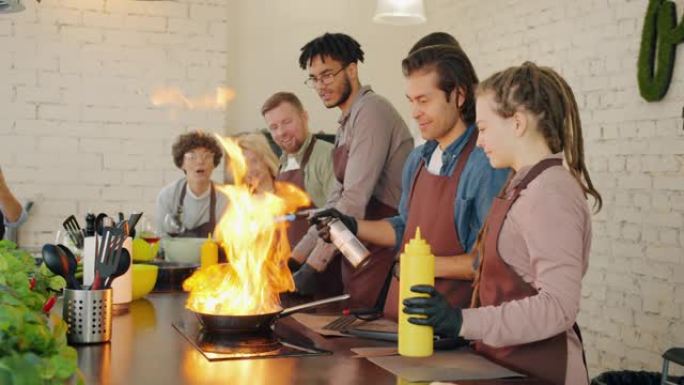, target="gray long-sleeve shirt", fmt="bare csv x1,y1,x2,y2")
293,86,413,271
